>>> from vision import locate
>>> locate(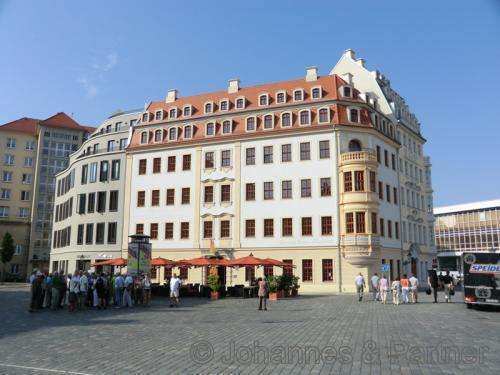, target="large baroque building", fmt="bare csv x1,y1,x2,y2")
50,110,140,274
